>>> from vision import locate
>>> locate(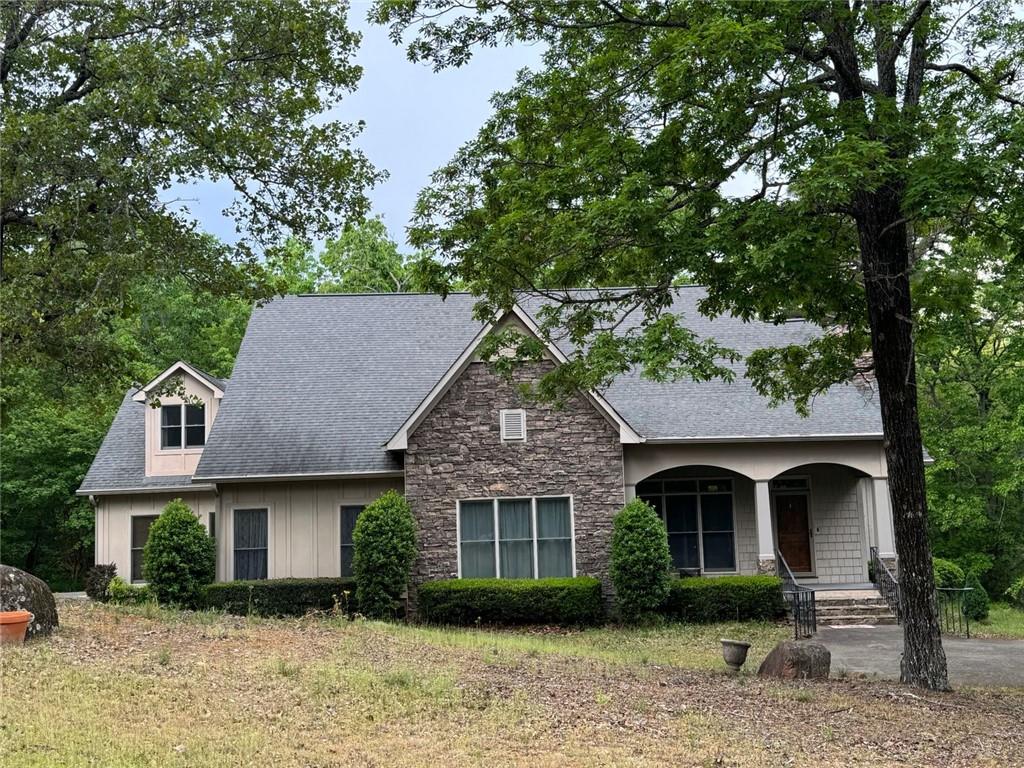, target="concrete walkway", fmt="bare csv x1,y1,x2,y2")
817,625,1024,688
